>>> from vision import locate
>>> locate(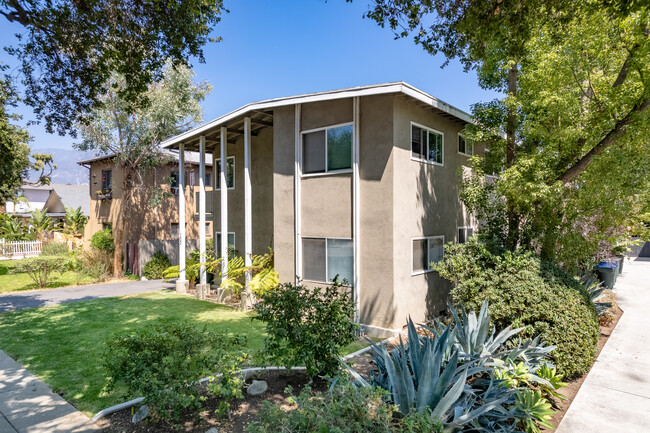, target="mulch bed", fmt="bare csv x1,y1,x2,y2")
96,370,327,433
